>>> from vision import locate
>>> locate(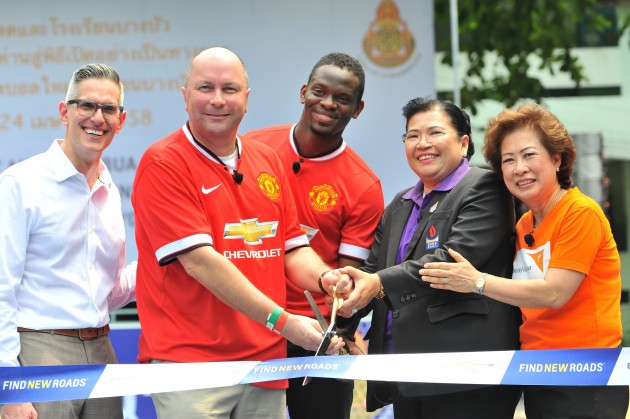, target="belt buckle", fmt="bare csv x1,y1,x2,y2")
77,328,88,340
78,328,94,341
